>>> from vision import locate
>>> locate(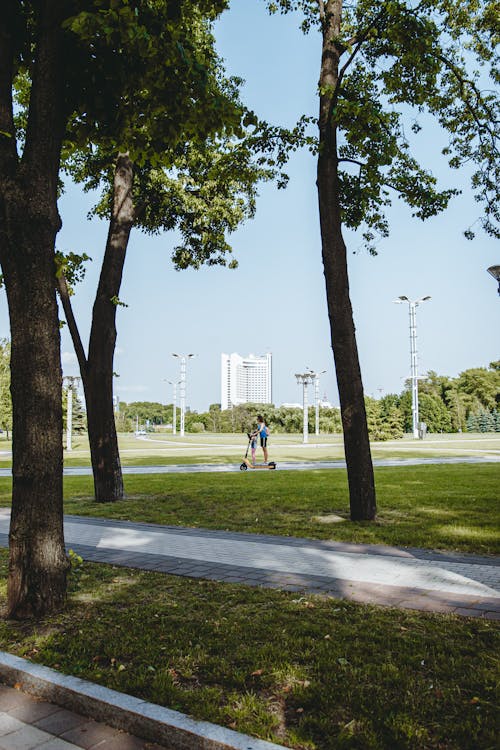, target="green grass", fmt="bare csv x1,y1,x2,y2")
0,463,497,554
0,551,497,750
